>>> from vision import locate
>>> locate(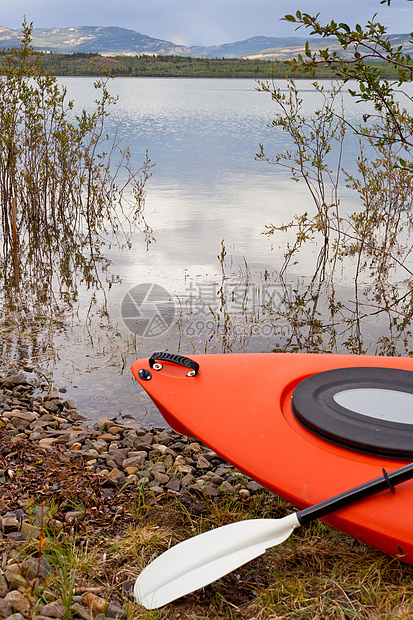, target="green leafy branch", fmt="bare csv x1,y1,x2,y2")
282,6,413,151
